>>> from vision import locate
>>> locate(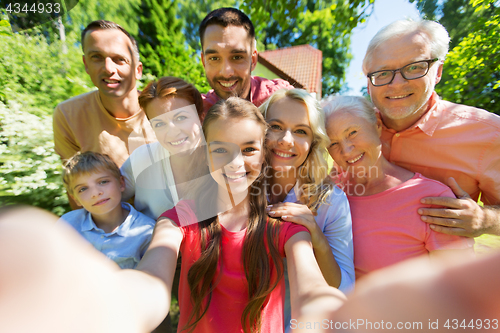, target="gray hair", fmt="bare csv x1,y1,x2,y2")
362,19,450,74
323,96,377,125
